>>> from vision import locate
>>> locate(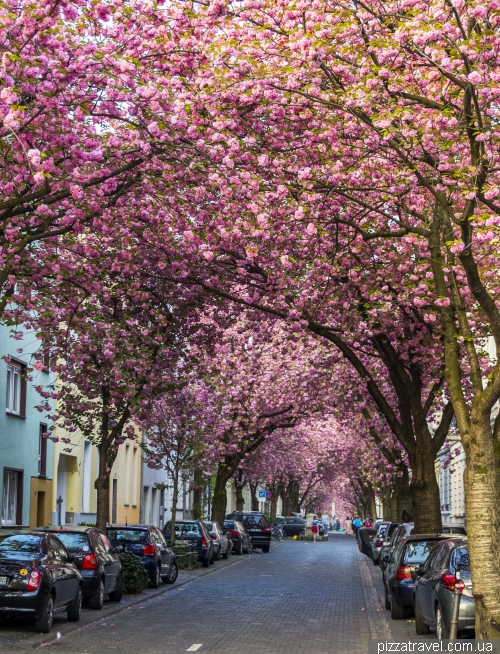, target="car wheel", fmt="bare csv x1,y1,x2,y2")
436,605,450,640
222,547,229,560
150,564,161,588
261,544,270,553
109,574,123,602
247,543,253,554
415,597,430,635
209,549,215,565
373,557,380,566
384,586,391,610
390,591,405,619
202,555,210,567
163,561,178,584
67,586,82,622
235,541,243,555
214,547,220,561
35,594,54,633
299,529,305,537
89,578,105,610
